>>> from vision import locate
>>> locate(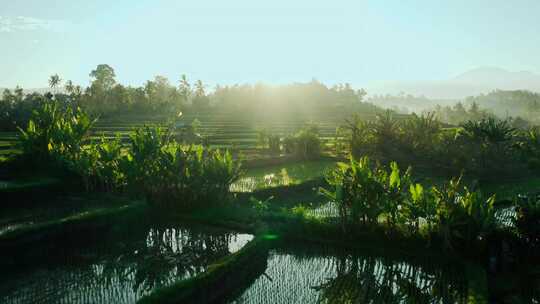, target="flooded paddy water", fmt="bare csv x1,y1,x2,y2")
0,222,252,304
230,160,335,192
0,199,536,303
229,245,486,304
